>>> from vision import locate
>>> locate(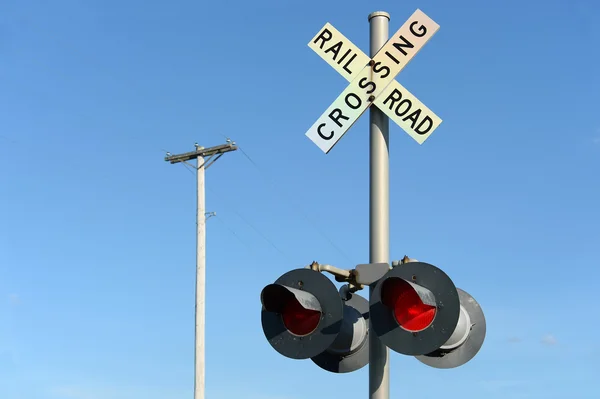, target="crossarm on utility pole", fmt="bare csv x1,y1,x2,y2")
164,143,238,164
